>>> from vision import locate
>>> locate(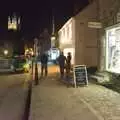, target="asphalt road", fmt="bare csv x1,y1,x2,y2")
0,72,32,120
